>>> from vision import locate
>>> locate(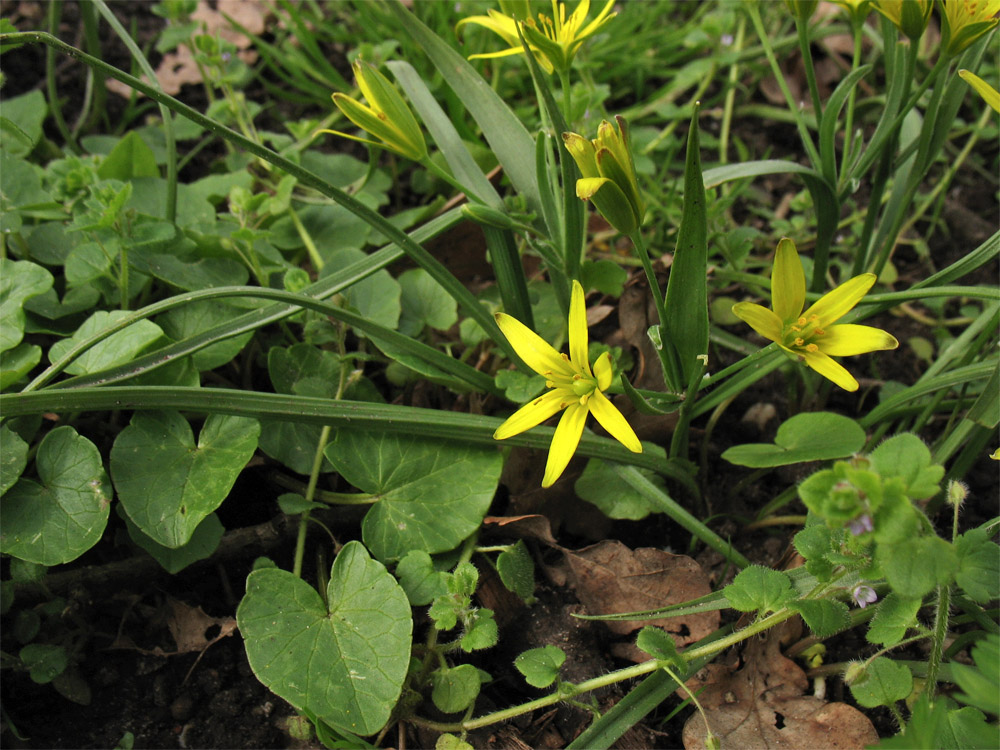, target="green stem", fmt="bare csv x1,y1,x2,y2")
293,424,332,579
718,14,746,167
412,607,795,732
924,584,952,697
91,1,177,224
839,21,863,179
45,1,79,154
628,230,666,328
747,3,822,170
795,16,824,124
